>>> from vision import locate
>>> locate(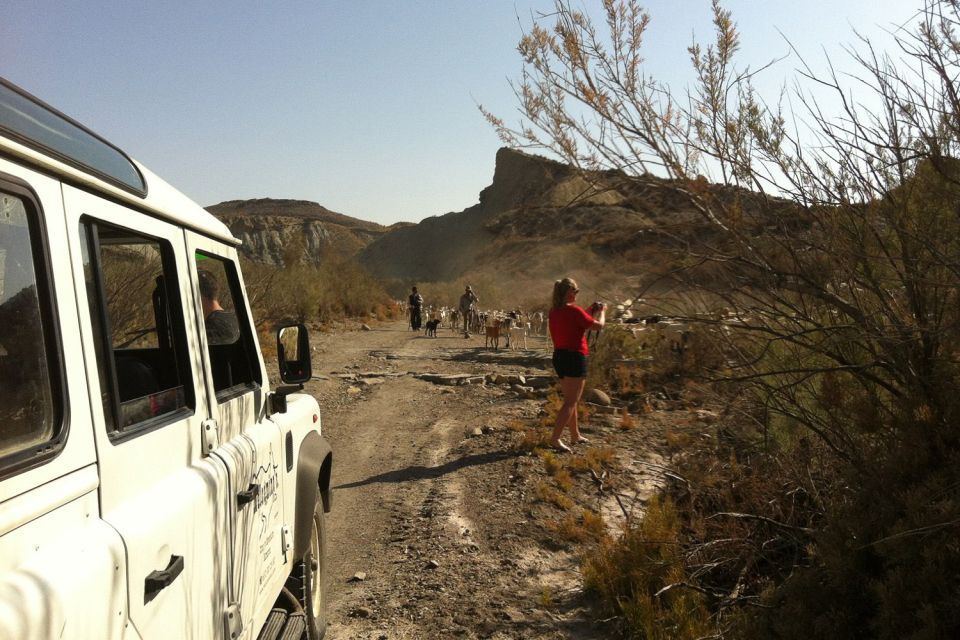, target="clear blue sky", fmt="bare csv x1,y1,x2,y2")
1,1,921,225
